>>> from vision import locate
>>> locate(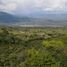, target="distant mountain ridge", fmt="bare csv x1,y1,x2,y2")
0,12,30,23
0,12,18,22
0,11,67,27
